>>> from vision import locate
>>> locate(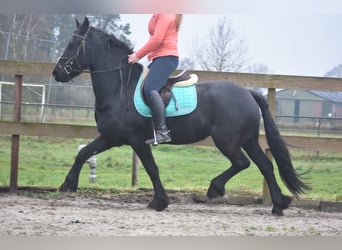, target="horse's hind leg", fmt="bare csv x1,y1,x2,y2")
207,147,251,199
243,138,292,216
60,135,115,192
